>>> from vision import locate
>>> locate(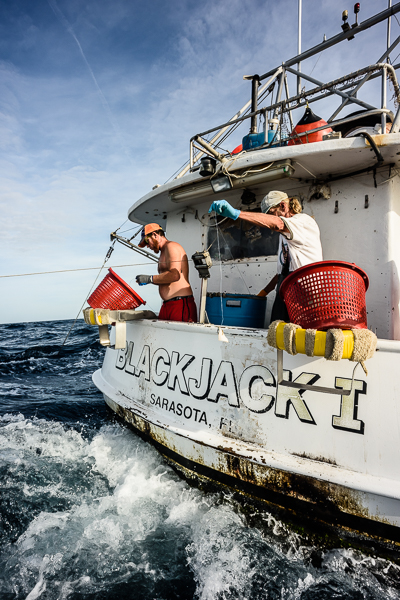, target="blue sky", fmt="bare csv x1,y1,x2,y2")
0,0,397,323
